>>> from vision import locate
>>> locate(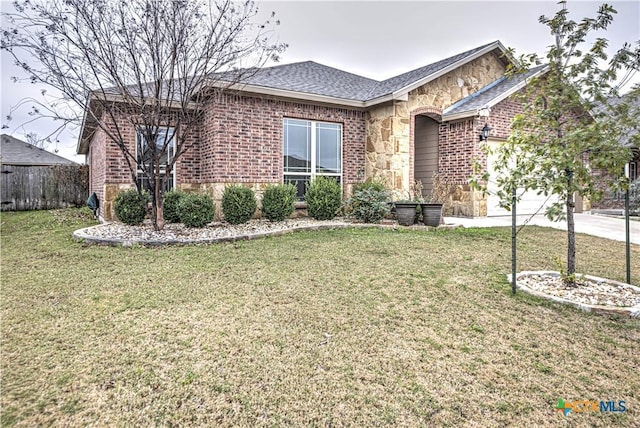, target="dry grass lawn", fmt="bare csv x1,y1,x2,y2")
1,209,638,427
